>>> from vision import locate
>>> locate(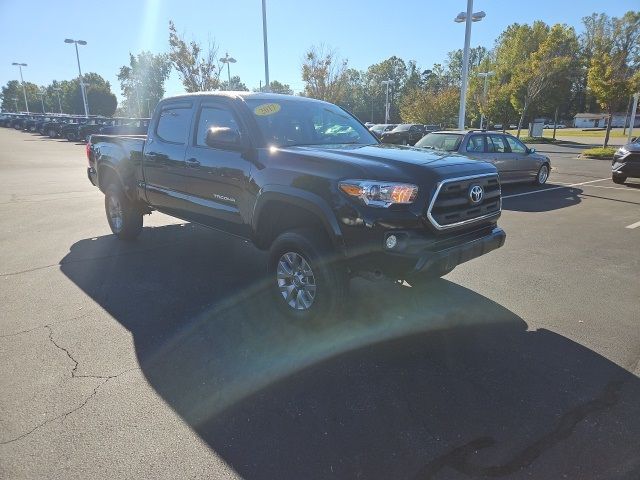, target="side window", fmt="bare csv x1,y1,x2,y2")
196,105,240,147
466,135,485,153
487,134,507,153
504,136,527,153
156,107,191,144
